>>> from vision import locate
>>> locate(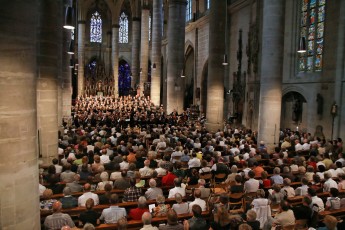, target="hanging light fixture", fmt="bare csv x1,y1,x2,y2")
67,40,74,54
140,68,143,74
222,54,228,66
181,68,185,78
297,37,306,53
64,6,75,30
